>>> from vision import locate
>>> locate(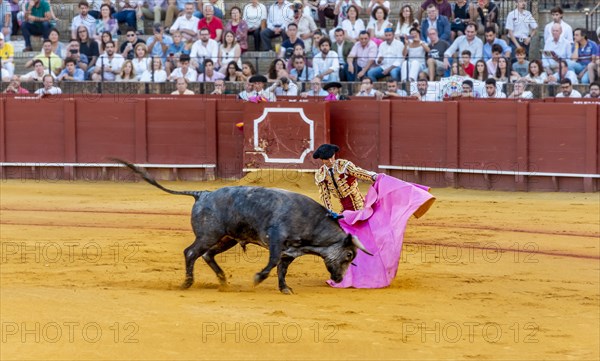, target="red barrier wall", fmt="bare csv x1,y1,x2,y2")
0,95,597,192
